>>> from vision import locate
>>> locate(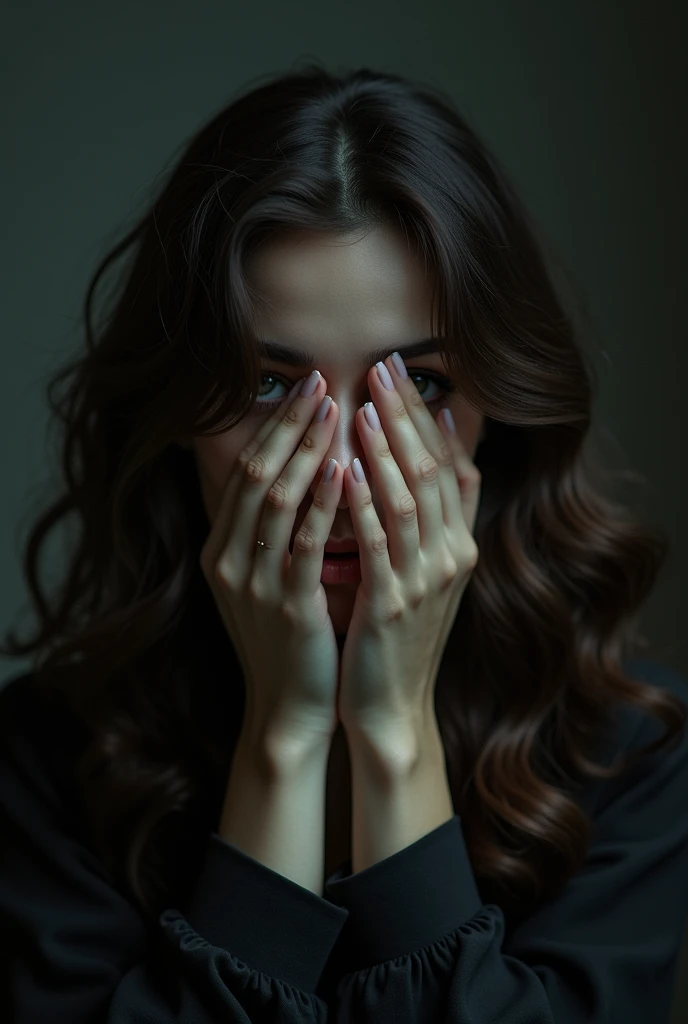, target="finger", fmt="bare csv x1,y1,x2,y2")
380,353,462,548
253,394,343,596
202,374,306,574
354,401,420,577
436,408,482,537
367,358,446,559
343,454,395,594
285,455,344,598
209,371,325,583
